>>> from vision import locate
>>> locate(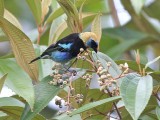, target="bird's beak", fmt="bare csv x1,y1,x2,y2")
92,47,98,53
